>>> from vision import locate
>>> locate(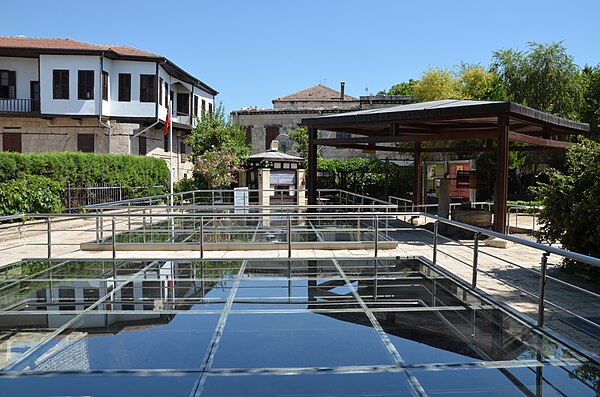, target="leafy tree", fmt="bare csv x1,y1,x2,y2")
458,64,504,100
187,104,249,156
581,64,600,136
532,139,600,277
412,67,462,101
288,126,309,160
187,104,250,189
386,80,417,96
492,42,583,119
